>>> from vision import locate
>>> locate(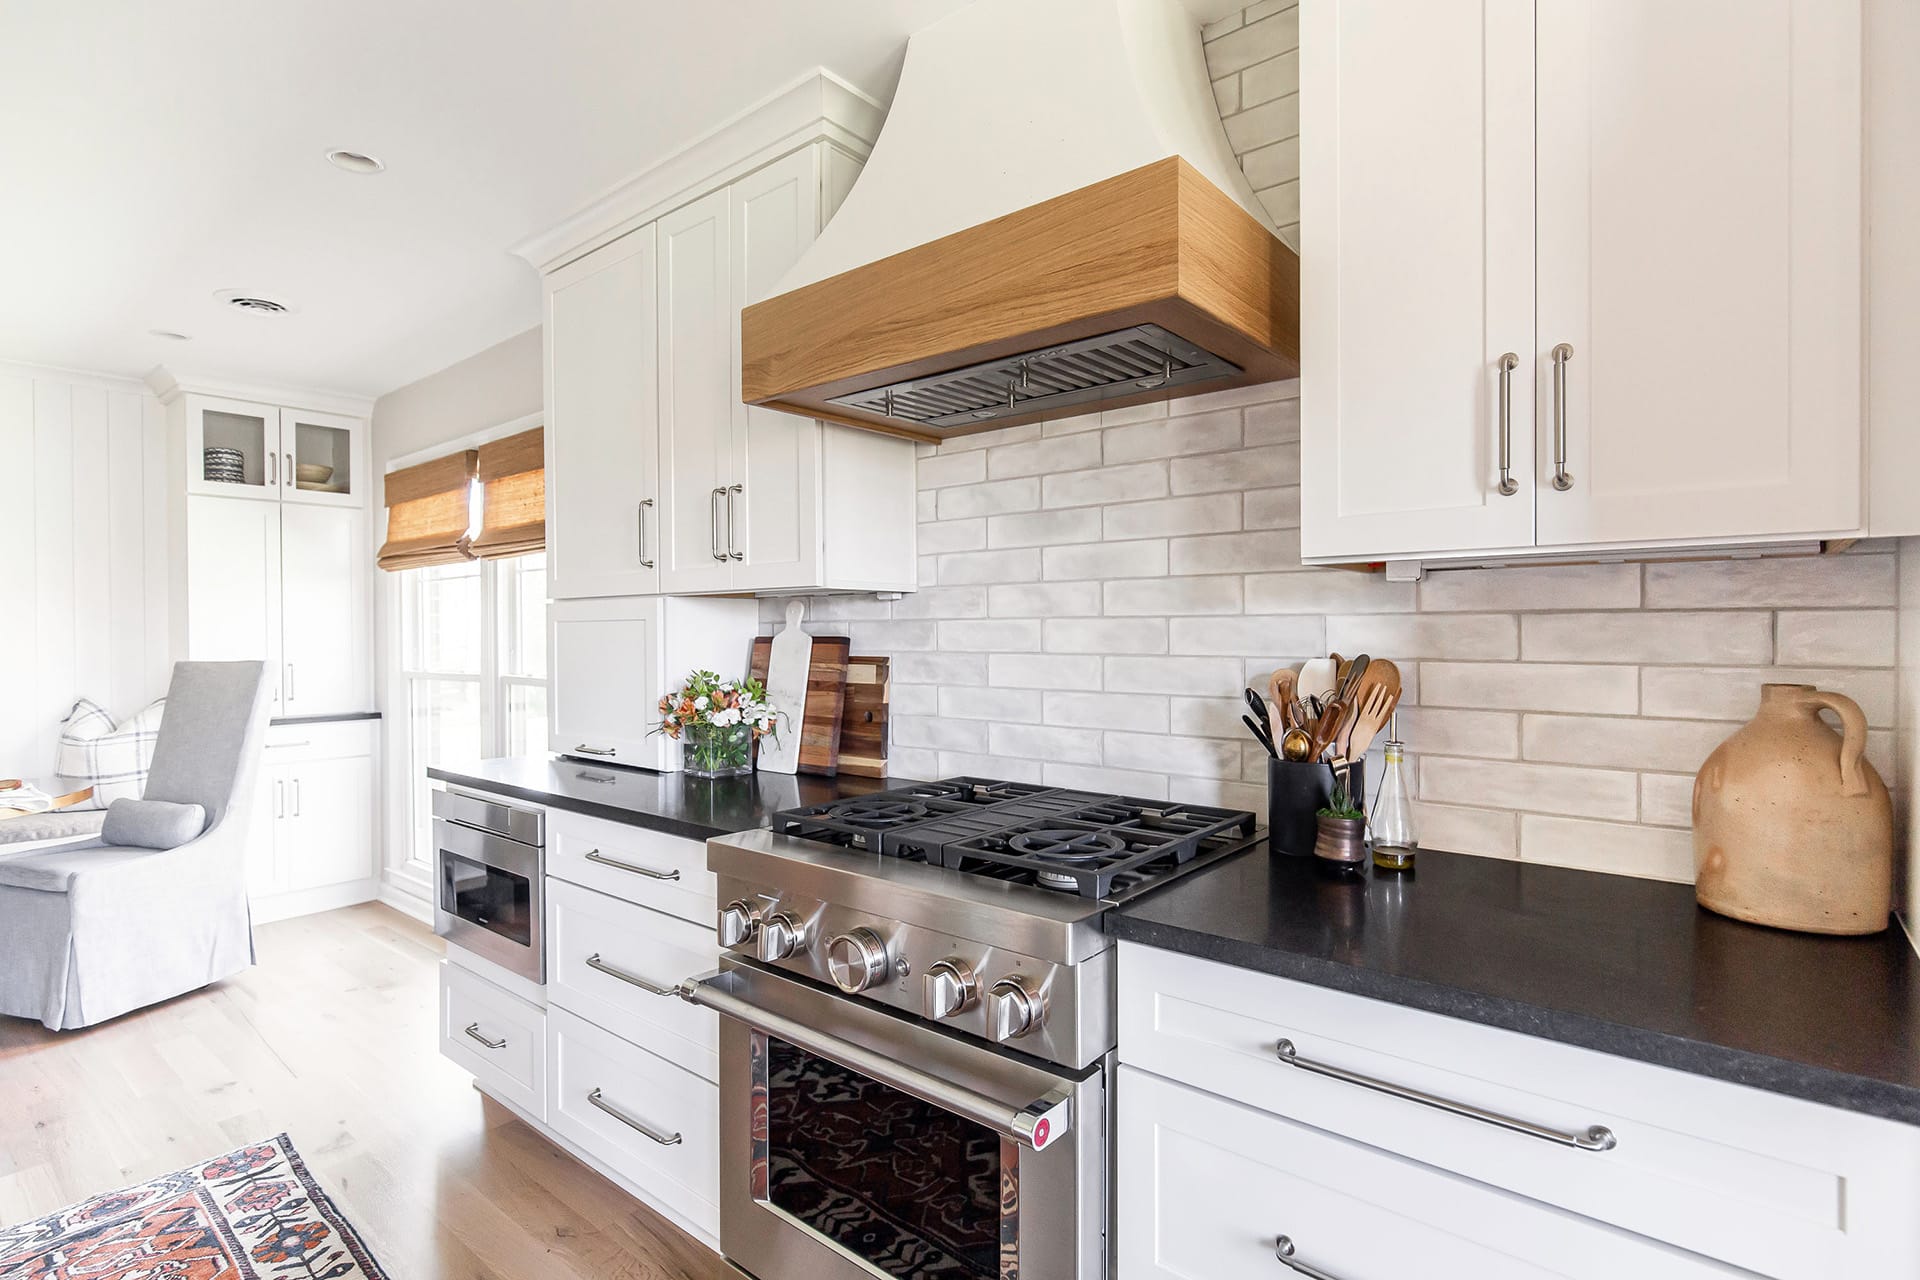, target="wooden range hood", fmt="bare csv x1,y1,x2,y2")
741,156,1299,443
